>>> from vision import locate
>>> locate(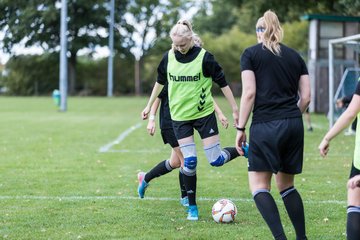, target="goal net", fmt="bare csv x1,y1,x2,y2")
333,68,360,120
328,34,360,127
